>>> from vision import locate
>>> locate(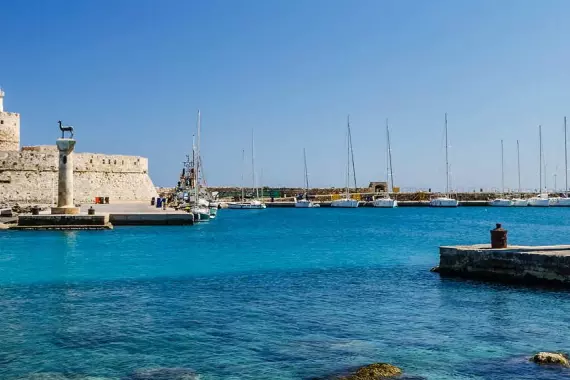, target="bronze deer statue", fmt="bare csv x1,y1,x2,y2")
58,120,74,139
